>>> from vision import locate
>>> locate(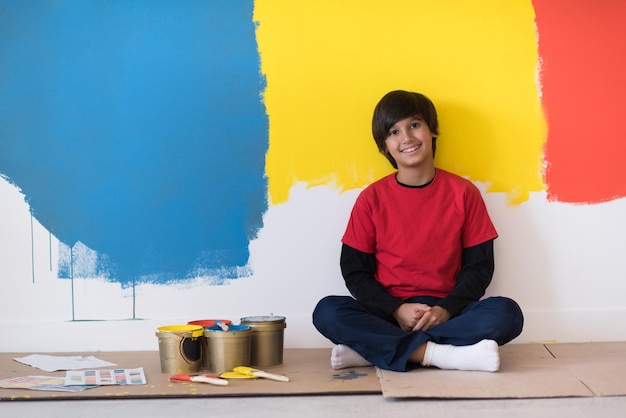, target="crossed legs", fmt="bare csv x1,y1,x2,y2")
313,295,523,372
